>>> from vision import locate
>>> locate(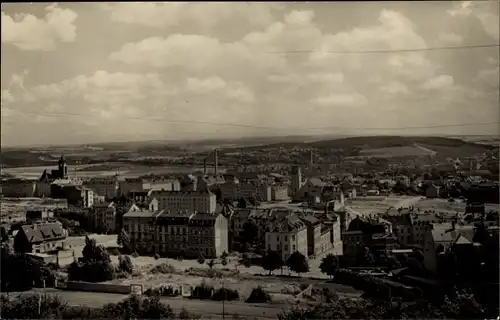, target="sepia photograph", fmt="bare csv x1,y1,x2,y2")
1,1,499,319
